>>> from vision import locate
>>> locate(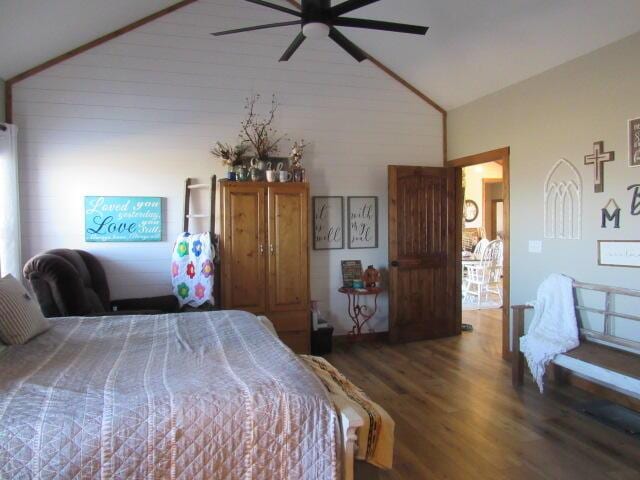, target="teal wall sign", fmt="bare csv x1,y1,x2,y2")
85,196,162,242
